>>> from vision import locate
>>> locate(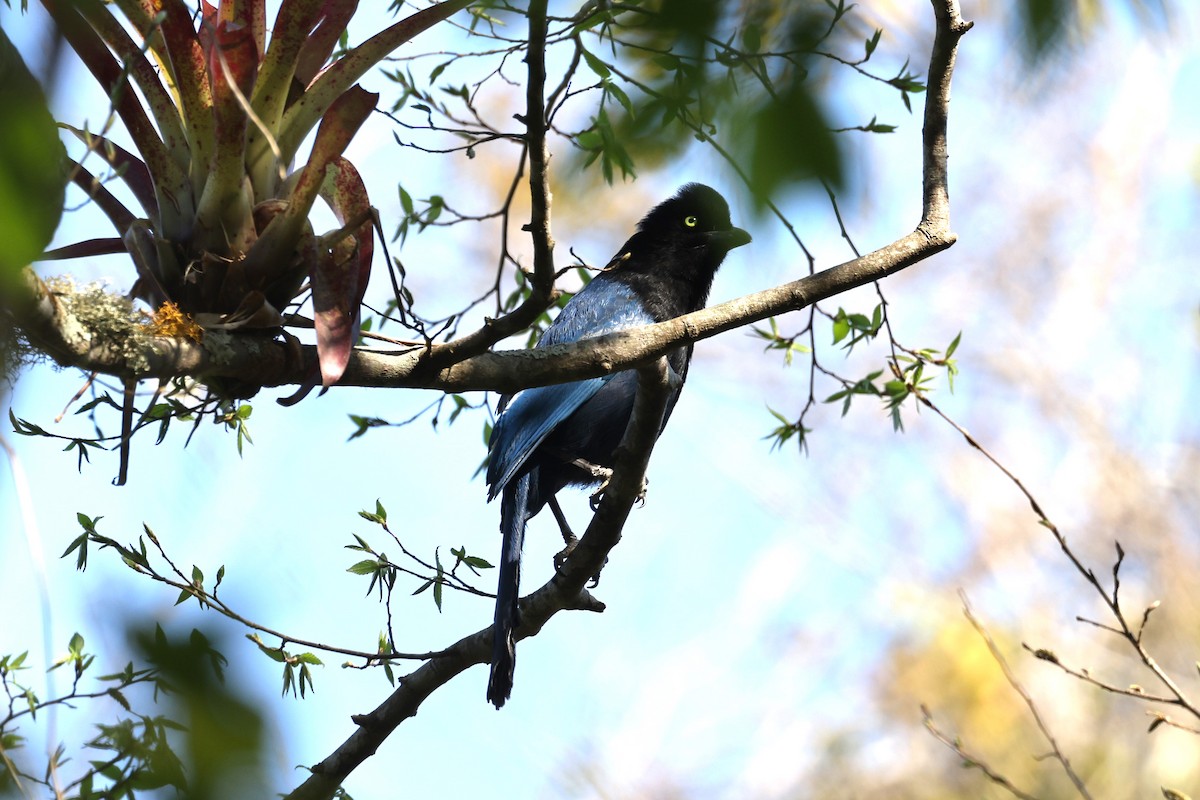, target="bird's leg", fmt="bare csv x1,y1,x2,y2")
548,496,606,586
666,361,685,391
547,496,578,570
570,456,613,484
570,457,615,510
